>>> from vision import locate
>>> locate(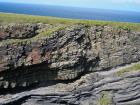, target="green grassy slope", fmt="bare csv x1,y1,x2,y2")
0,13,140,31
